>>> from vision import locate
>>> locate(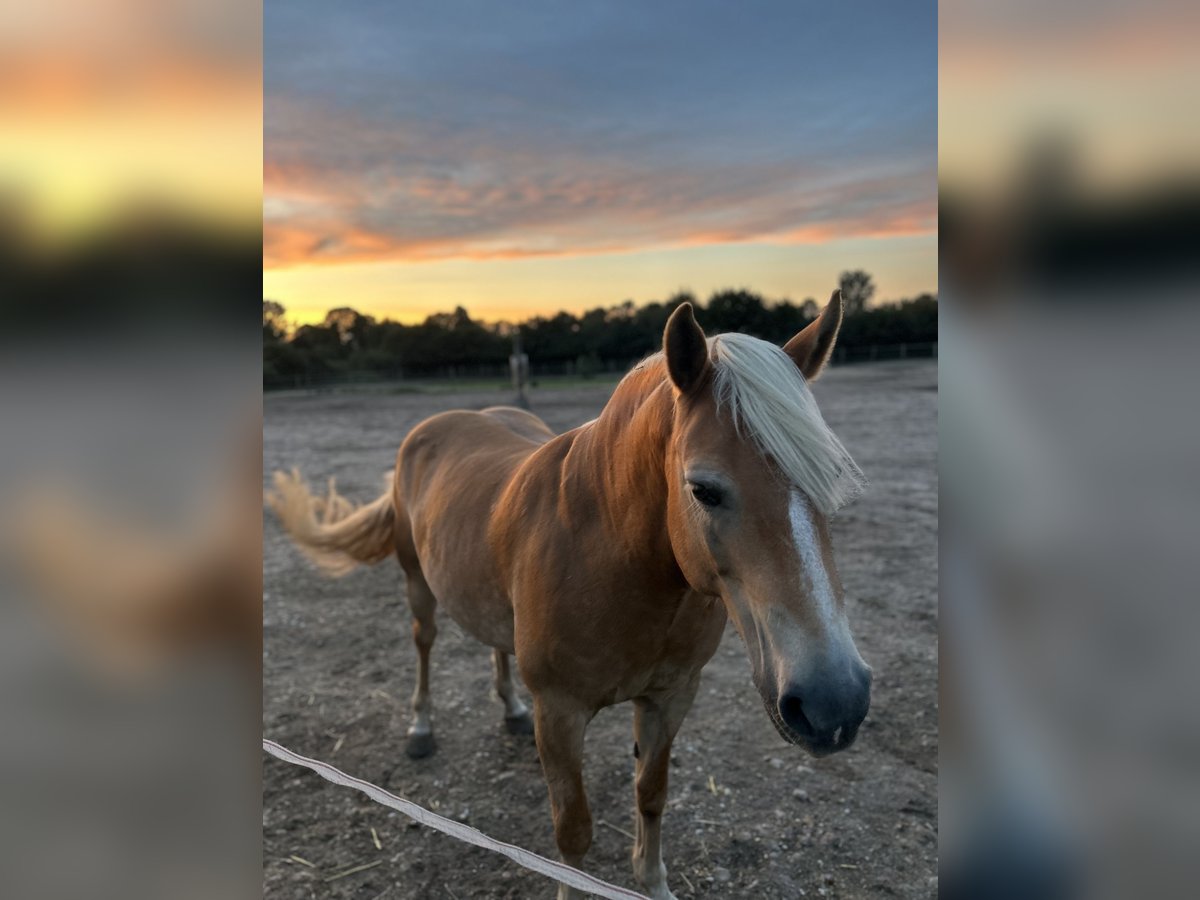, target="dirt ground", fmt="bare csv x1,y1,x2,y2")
263,359,937,899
